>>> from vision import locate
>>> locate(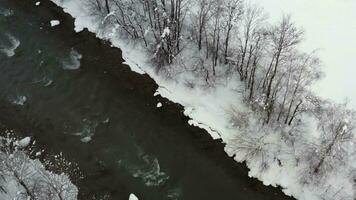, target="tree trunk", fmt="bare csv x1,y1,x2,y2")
105,0,110,14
